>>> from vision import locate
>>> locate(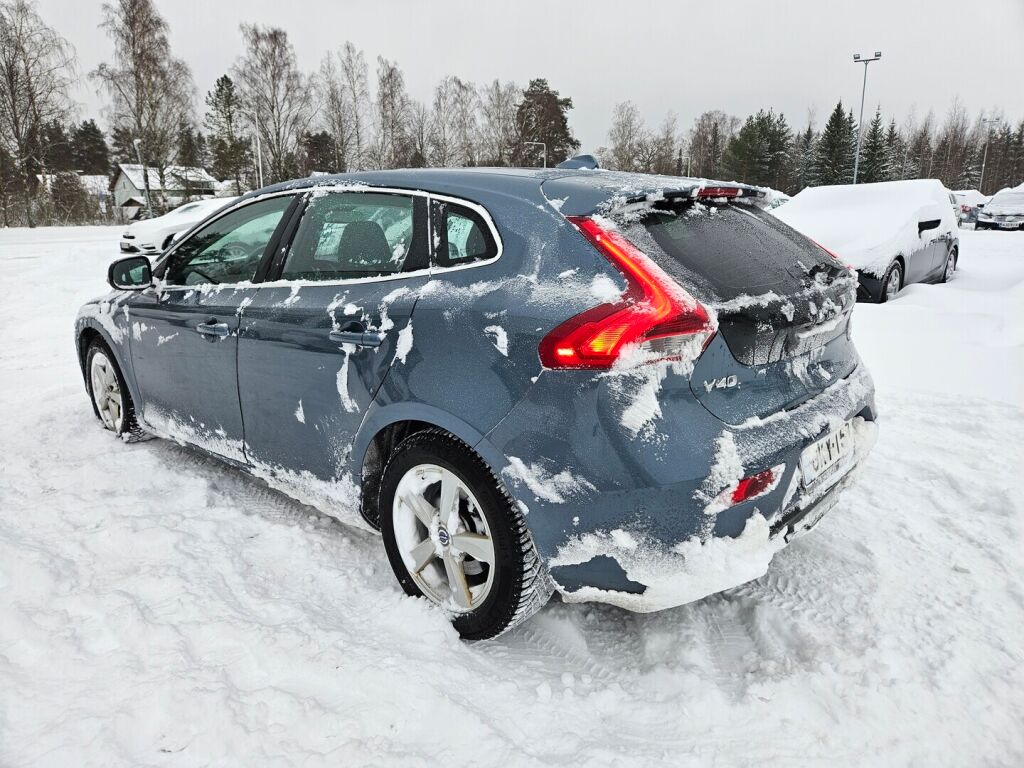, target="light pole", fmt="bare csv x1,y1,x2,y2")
243,109,265,188
978,117,1000,194
523,141,547,168
132,138,154,219
852,51,882,184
